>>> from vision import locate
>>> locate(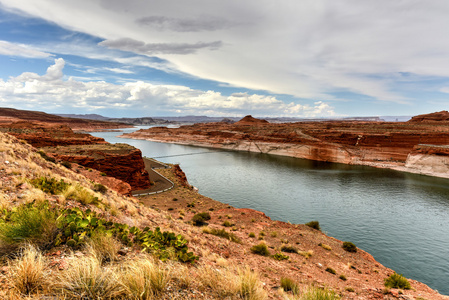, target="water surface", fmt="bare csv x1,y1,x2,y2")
92,127,449,295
